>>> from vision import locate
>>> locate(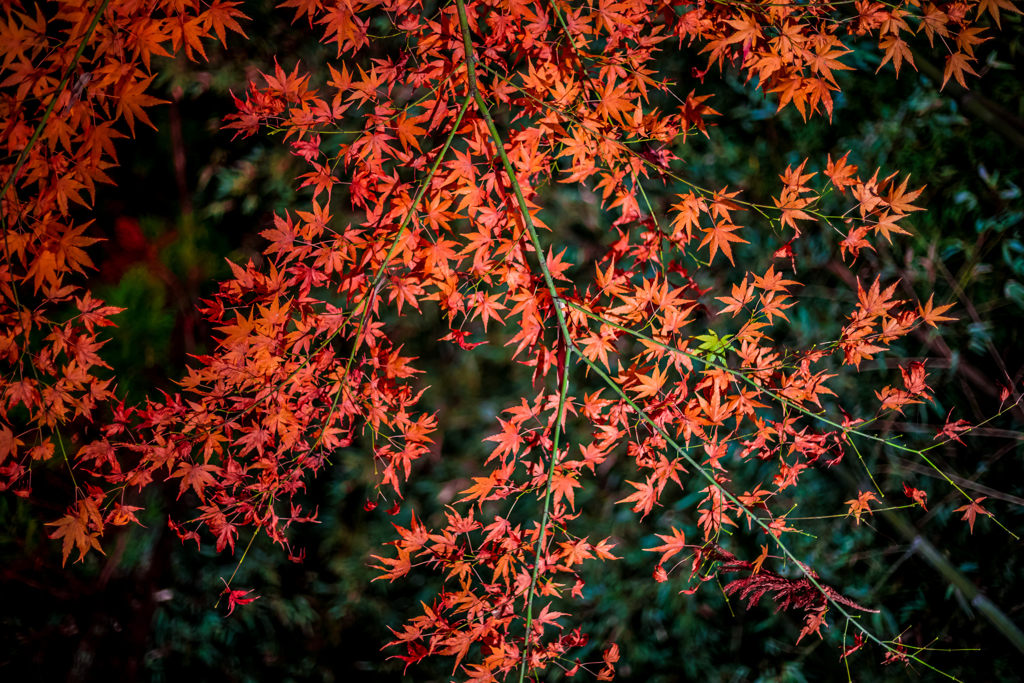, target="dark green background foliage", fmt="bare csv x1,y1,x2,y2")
2,4,1023,681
